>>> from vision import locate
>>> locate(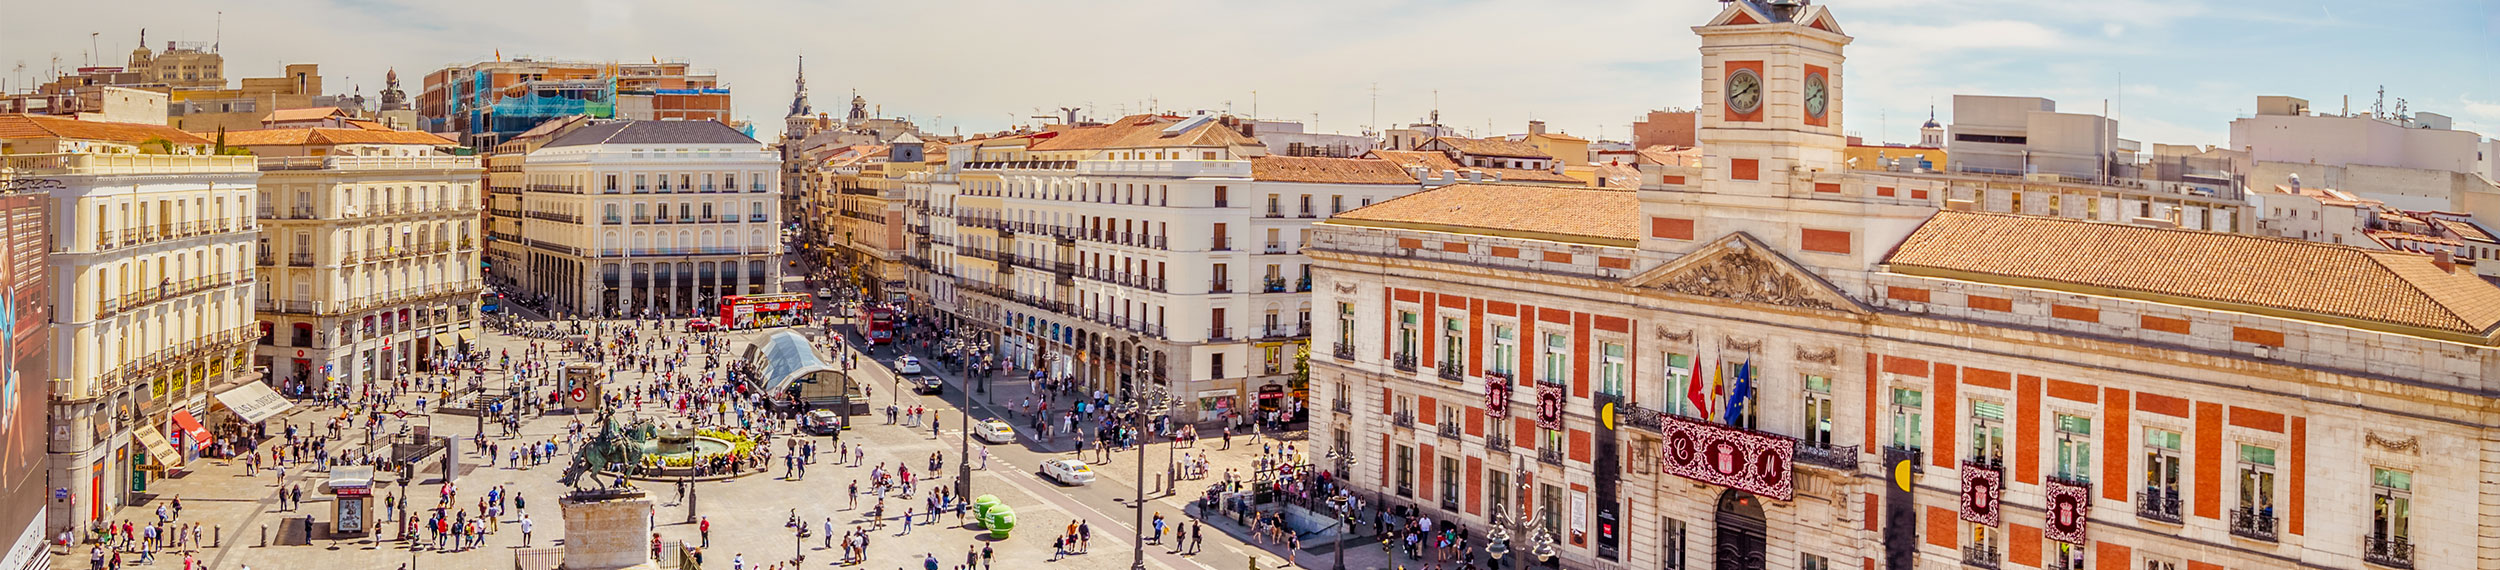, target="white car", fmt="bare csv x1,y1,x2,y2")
1041,459,1095,486
974,419,1016,444
895,356,923,374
